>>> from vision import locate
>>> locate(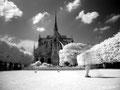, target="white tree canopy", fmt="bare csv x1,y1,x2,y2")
77,31,120,66
59,43,90,66
0,39,33,65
